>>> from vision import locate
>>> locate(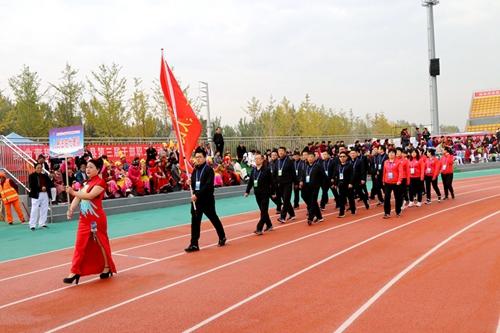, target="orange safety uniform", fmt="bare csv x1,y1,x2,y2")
0,176,25,224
